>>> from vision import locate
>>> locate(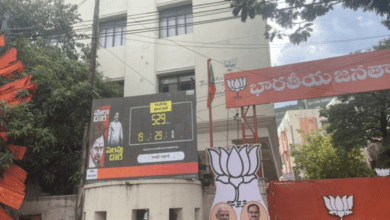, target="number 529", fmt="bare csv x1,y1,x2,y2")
152,113,166,126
